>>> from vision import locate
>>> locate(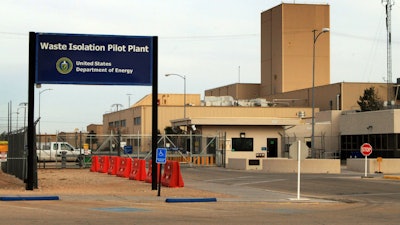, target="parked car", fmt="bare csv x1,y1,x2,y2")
37,142,90,162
